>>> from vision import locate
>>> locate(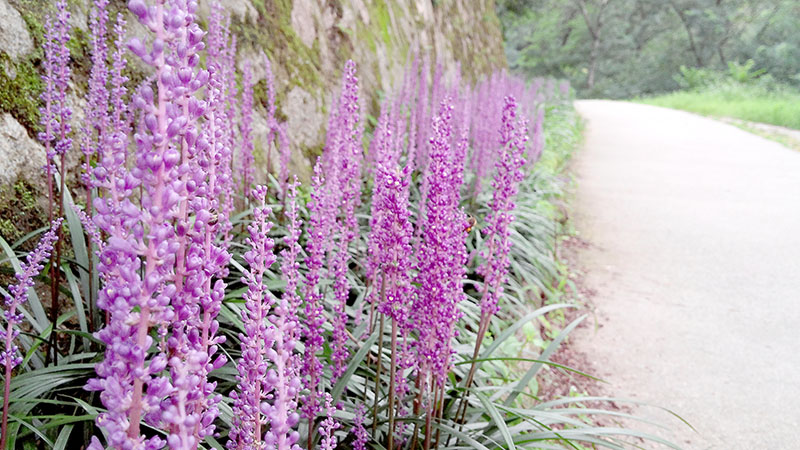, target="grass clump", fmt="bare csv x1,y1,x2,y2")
636,61,800,130
638,84,800,130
